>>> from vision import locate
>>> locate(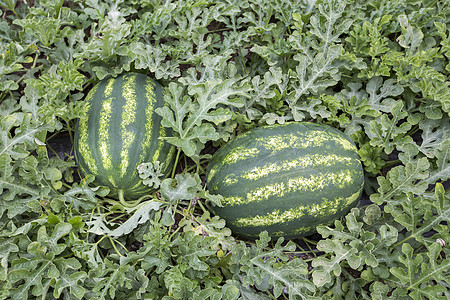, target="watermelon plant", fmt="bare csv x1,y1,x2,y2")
0,0,449,299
